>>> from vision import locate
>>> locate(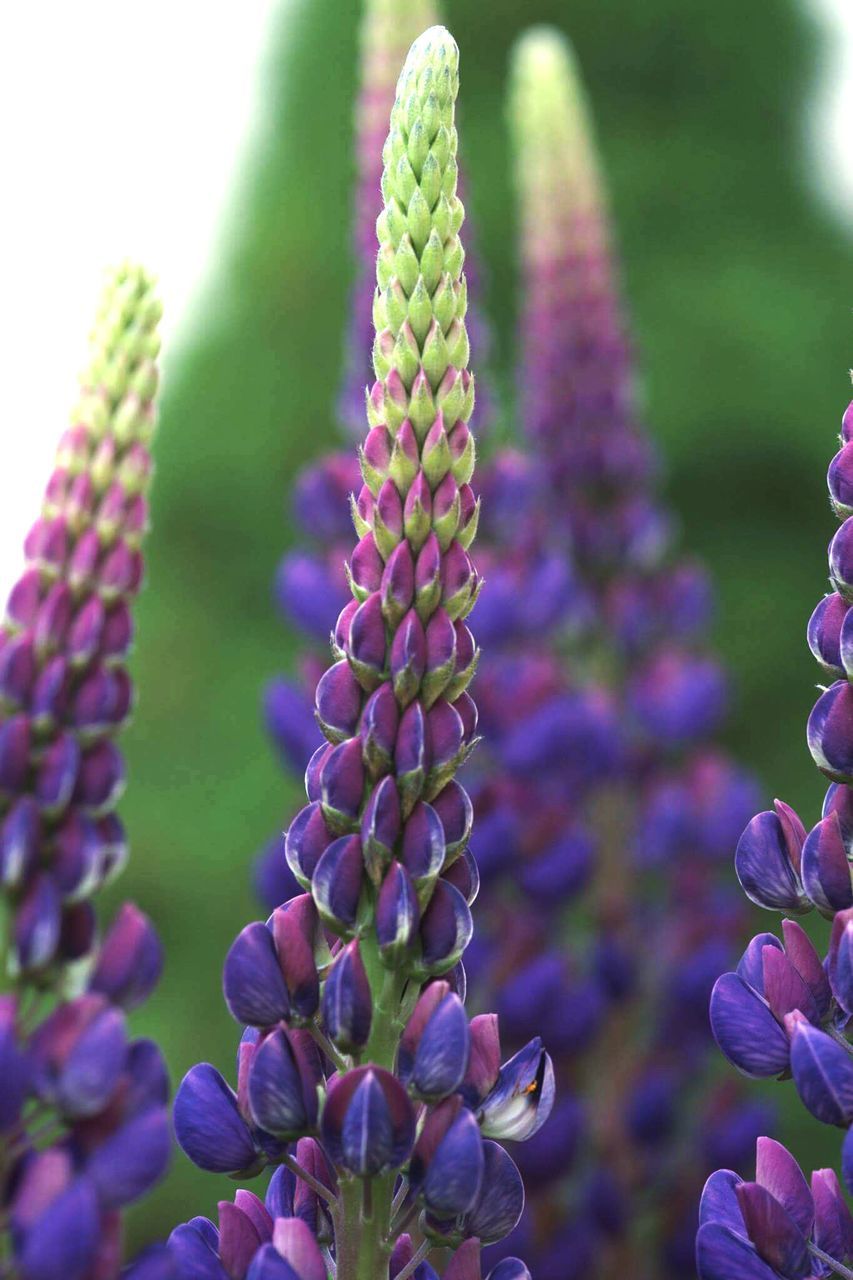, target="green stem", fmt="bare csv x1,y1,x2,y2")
280,1152,338,1207
809,1244,853,1280
828,1024,853,1057
334,933,408,1280
337,1174,395,1280
308,1021,350,1072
